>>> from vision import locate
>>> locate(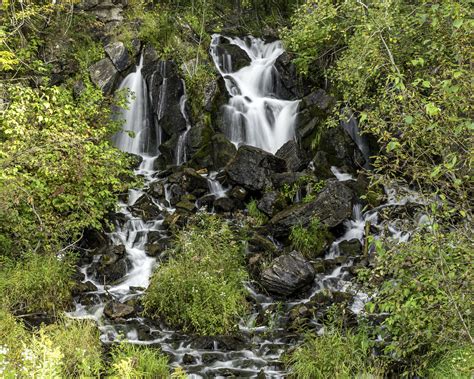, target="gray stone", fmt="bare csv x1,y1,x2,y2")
212,133,237,170
104,301,135,319
269,179,353,237
105,41,131,72
225,146,287,192
275,140,309,172
261,251,315,296
89,58,119,94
